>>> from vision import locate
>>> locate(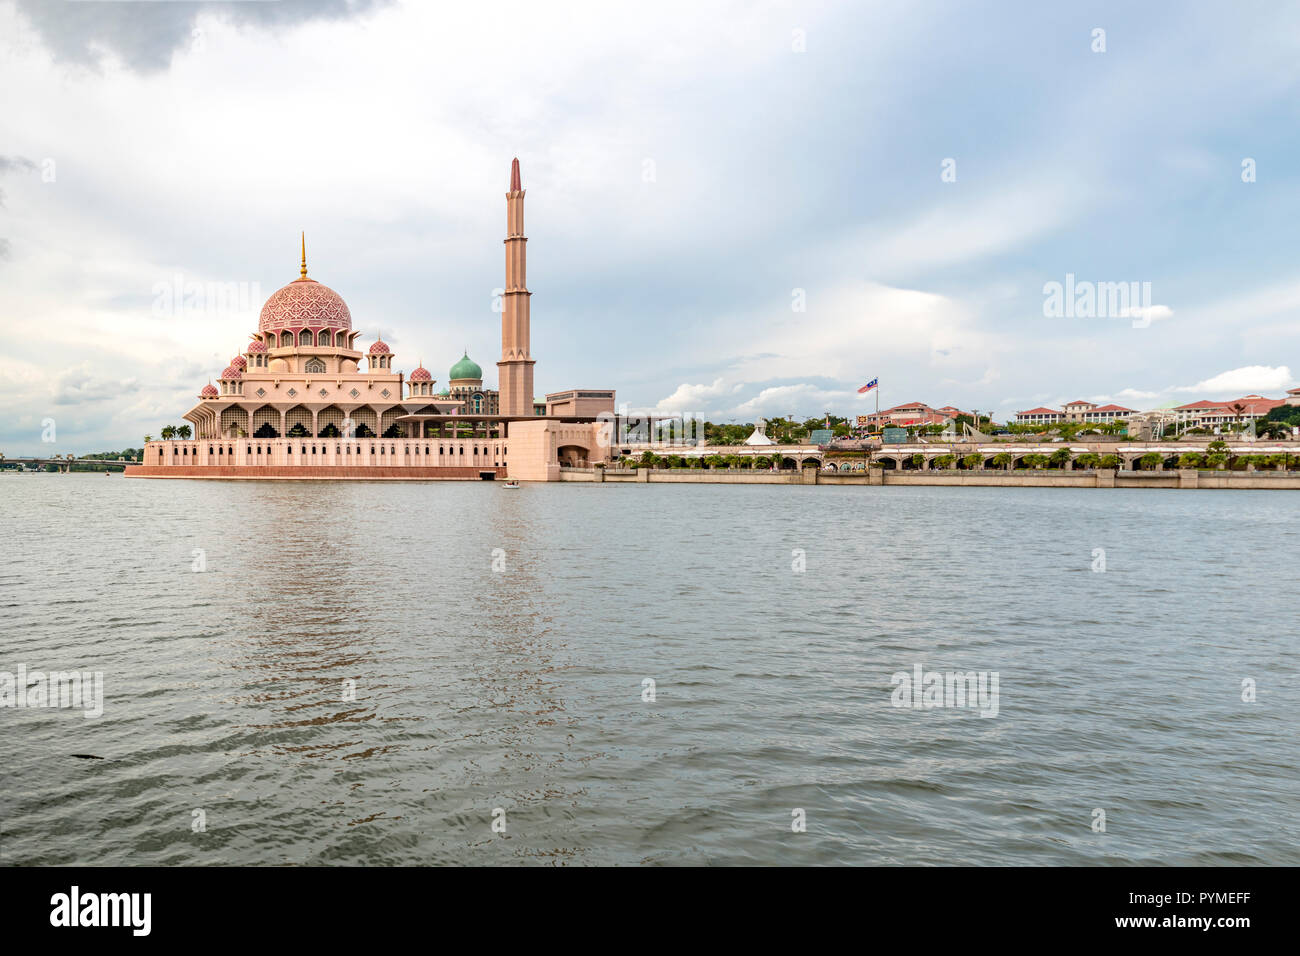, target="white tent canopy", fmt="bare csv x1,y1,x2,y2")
743,419,777,445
